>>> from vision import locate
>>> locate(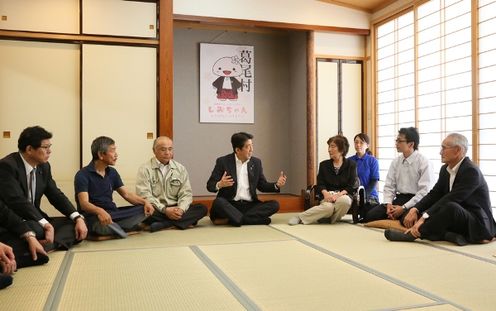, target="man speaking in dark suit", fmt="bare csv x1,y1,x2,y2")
0,126,88,250
206,132,287,226
385,133,496,246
